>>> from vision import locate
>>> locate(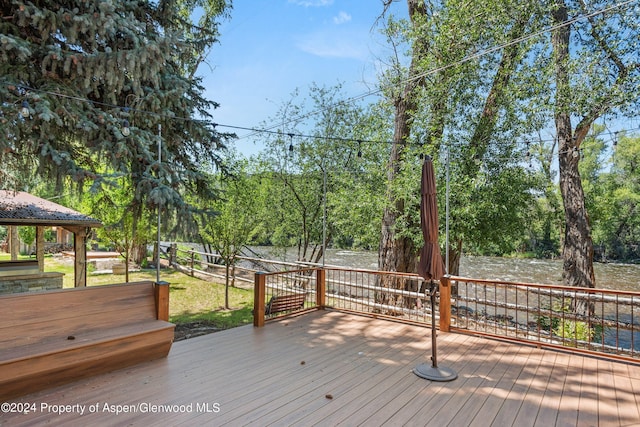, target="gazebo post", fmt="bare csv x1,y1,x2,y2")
36,226,45,272
9,226,18,261
70,226,89,287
